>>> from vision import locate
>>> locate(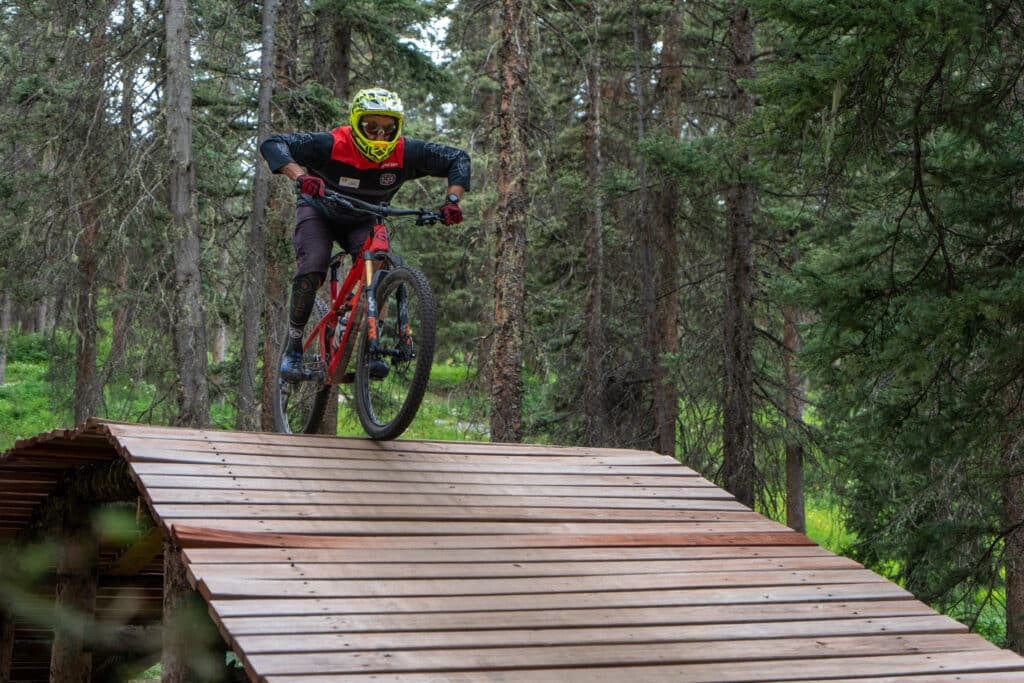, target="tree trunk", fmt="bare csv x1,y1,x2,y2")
721,1,756,508
313,14,352,100
489,0,530,443
304,13,346,434
783,303,806,532
261,209,289,432
49,497,99,683
332,22,352,100
650,0,684,456
237,0,279,432
108,248,131,378
31,299,41,335
262,0,299,431
106,0,135,380
317,385,340,436
74,207,101,424
165,0,209,428
632,18,659,453
161,543,223,682
1004,409,1024,654
72,11,110,425
582,2,605,447
0,291,10,386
